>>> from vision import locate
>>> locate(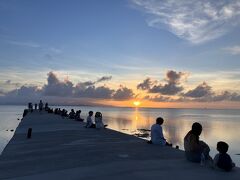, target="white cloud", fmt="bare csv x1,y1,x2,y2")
224,46,240,55
7,40,41,48
131,0,240,44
